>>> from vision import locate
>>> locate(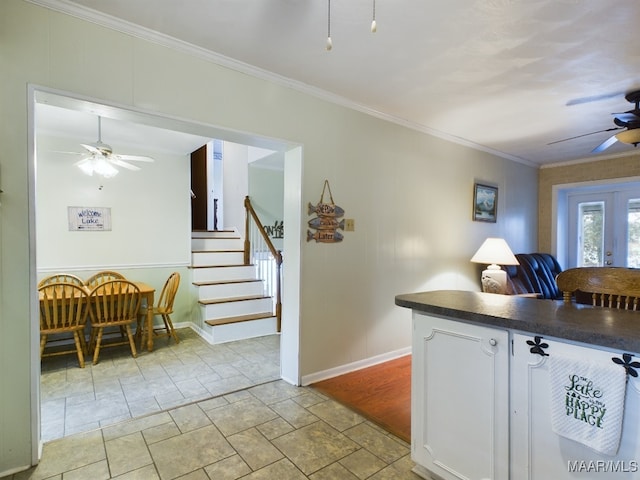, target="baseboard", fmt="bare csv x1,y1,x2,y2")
300,346,411,386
